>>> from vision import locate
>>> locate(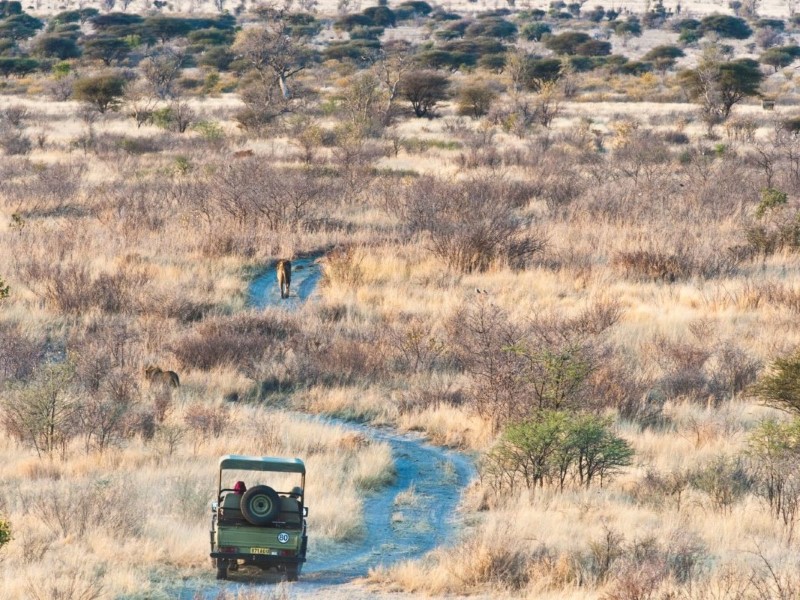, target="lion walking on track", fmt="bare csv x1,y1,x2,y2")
277,259,291,299
145,365,180,387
